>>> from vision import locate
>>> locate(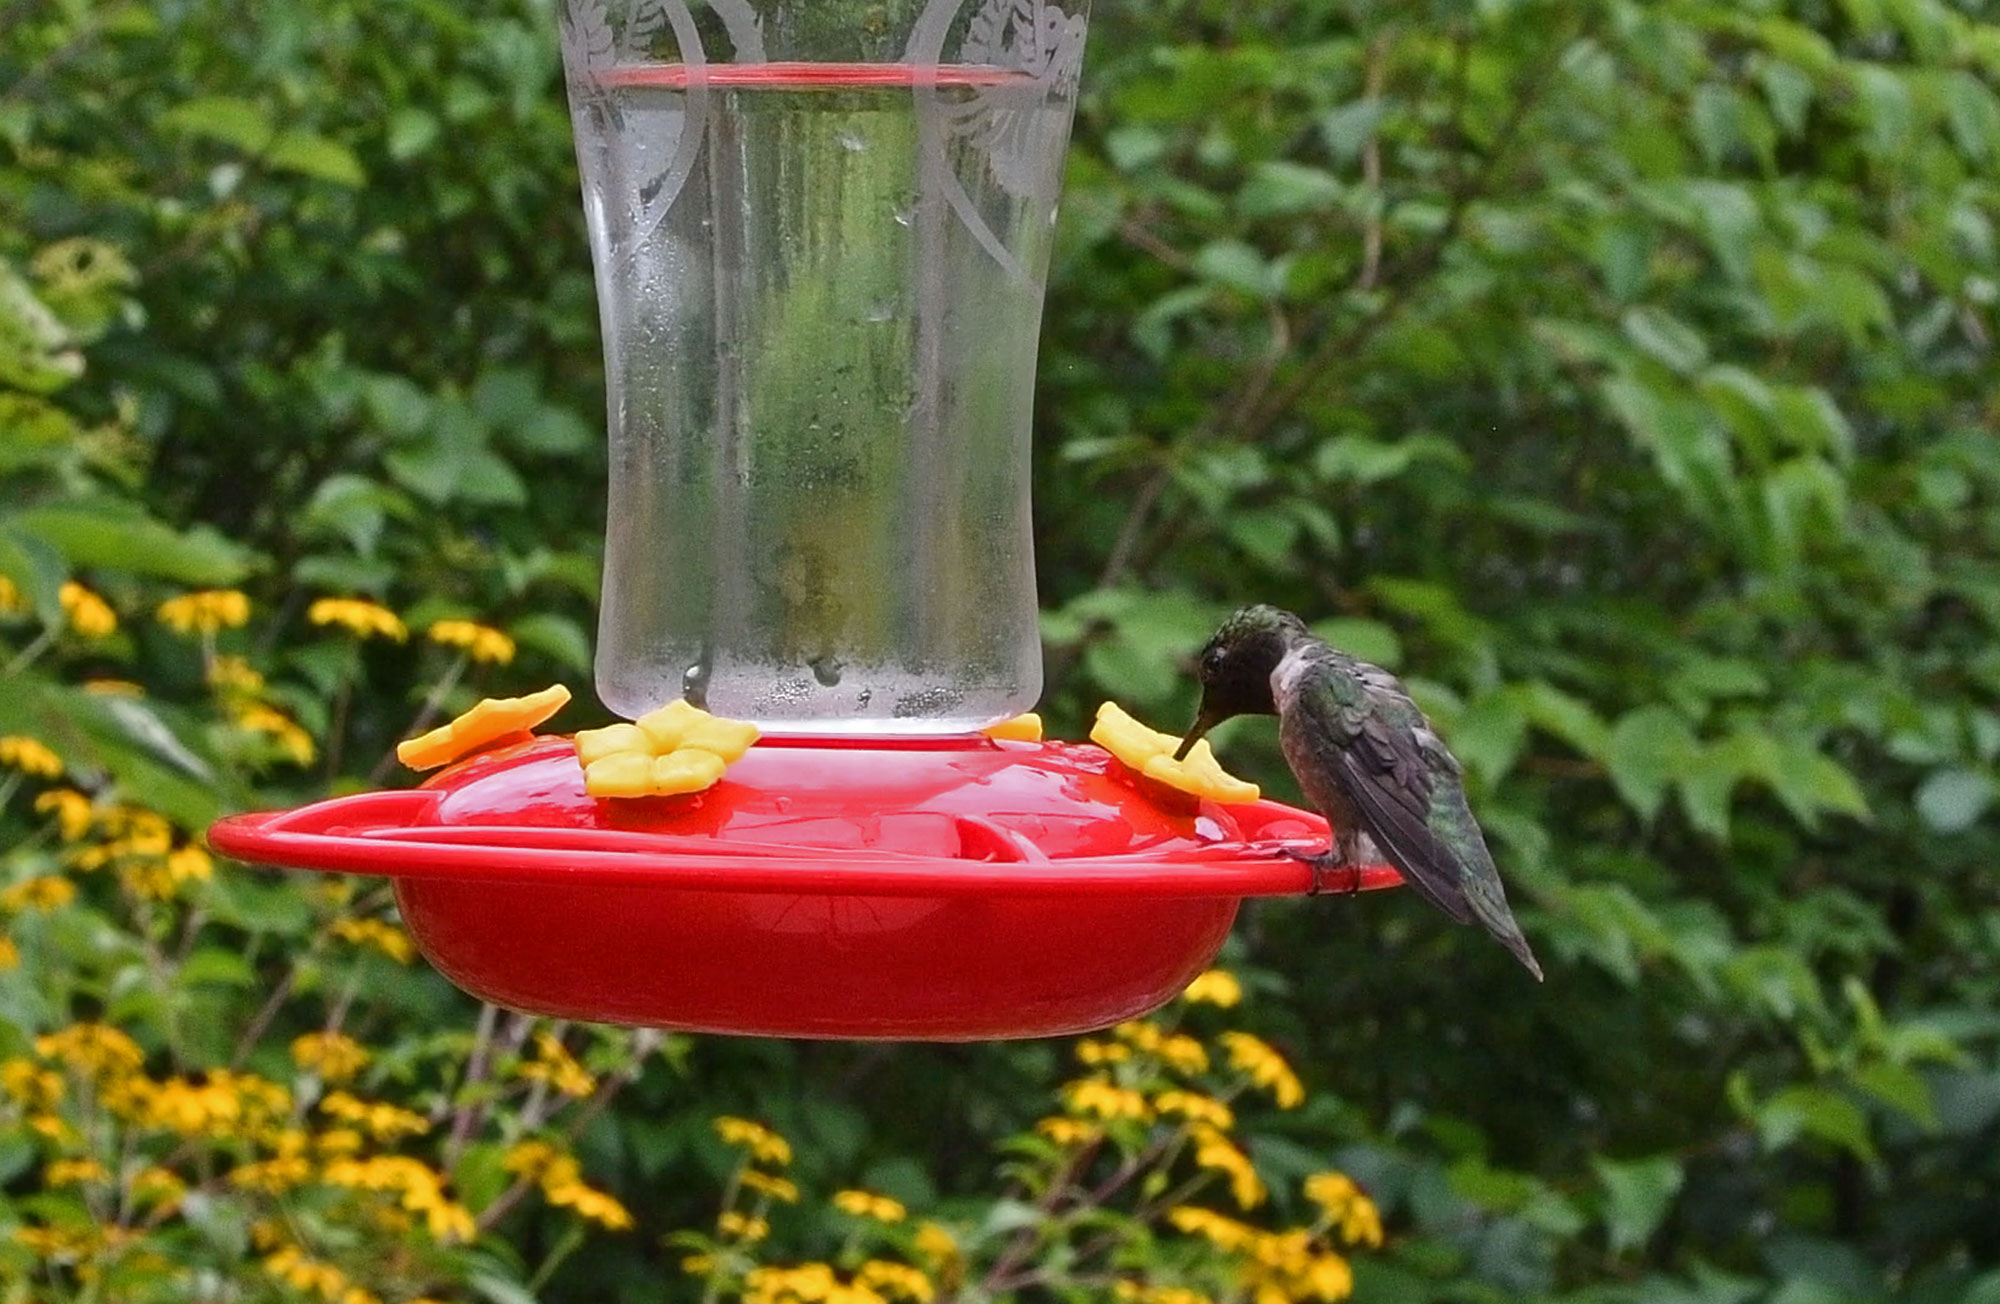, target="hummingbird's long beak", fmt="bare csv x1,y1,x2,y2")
1175,701,1224,761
